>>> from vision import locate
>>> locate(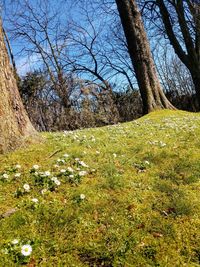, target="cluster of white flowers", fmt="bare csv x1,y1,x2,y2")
148,140,167,147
